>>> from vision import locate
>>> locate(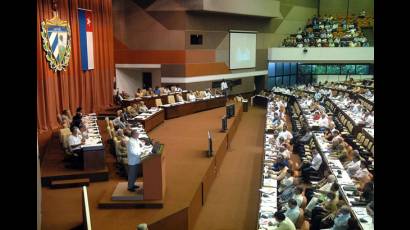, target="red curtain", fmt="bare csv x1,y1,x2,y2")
37,0,114,133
